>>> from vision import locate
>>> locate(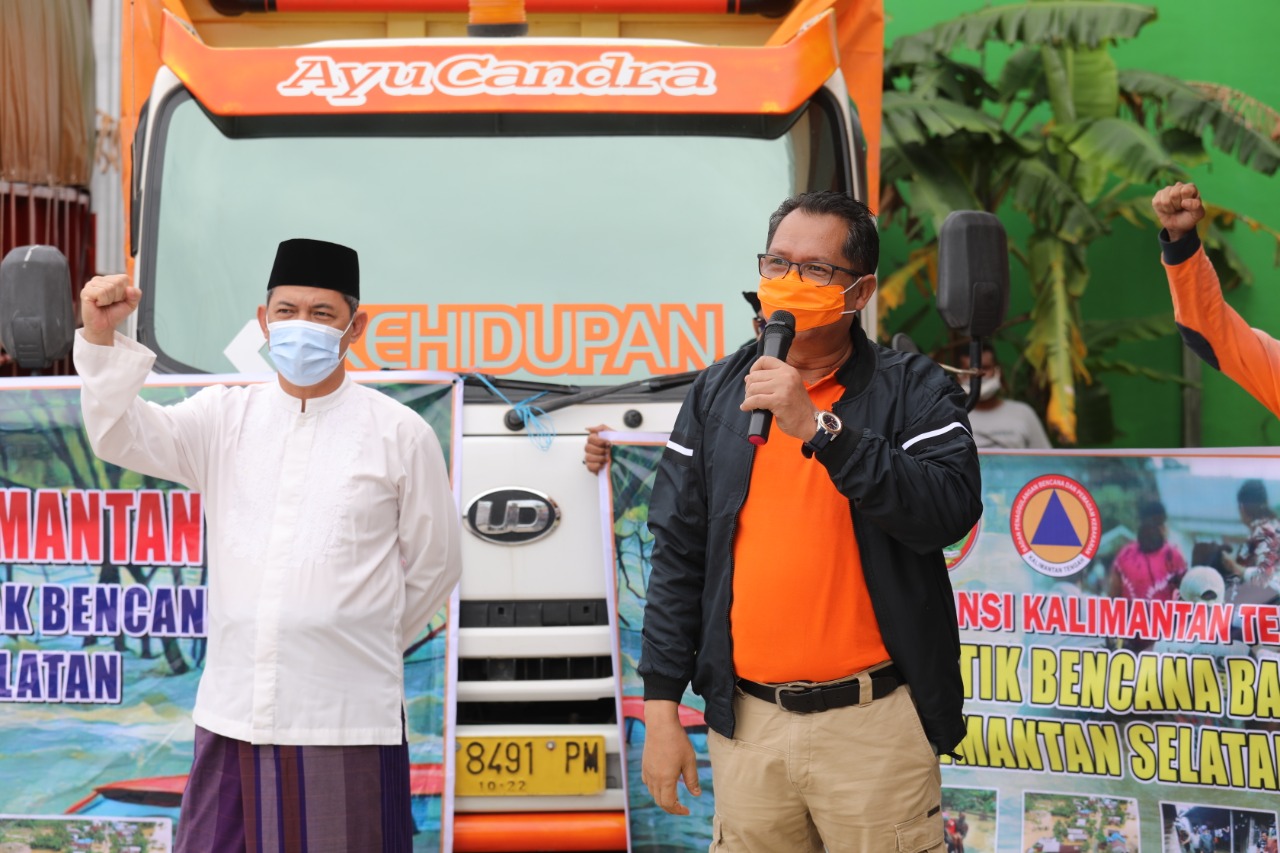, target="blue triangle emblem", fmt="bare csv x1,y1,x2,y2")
1030,490,1082,547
